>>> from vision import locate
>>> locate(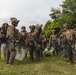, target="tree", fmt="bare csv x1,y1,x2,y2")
43,0,76,37
43,20,52,37
49,8,62,21
43,20,63,37
61,0,76,28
